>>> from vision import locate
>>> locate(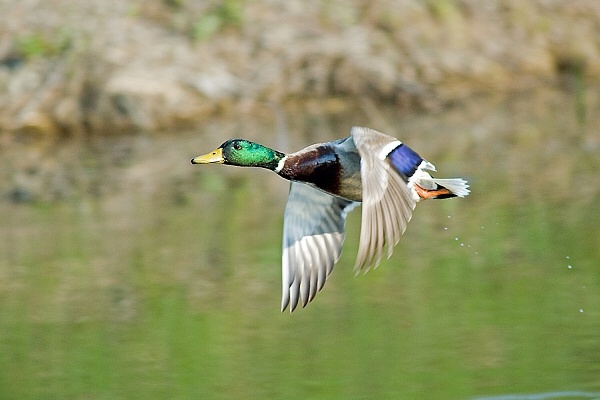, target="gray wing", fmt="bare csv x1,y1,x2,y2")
350,126,416,272
281,182,357,312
